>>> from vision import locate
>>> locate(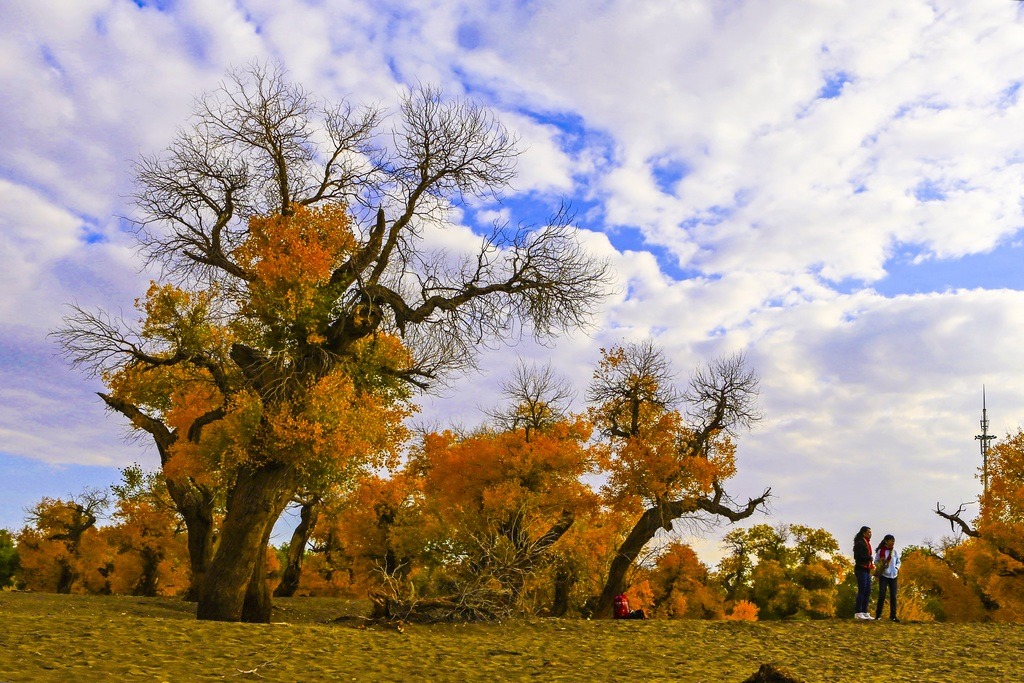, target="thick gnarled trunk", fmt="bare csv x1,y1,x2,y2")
241,523,277,622
197,462,295,622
